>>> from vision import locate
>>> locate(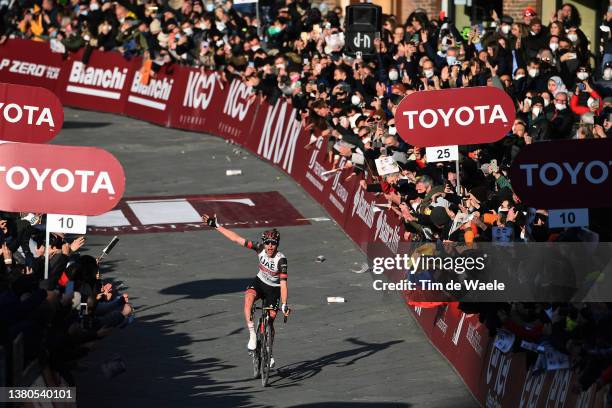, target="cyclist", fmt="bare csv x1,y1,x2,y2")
202,214,289,365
